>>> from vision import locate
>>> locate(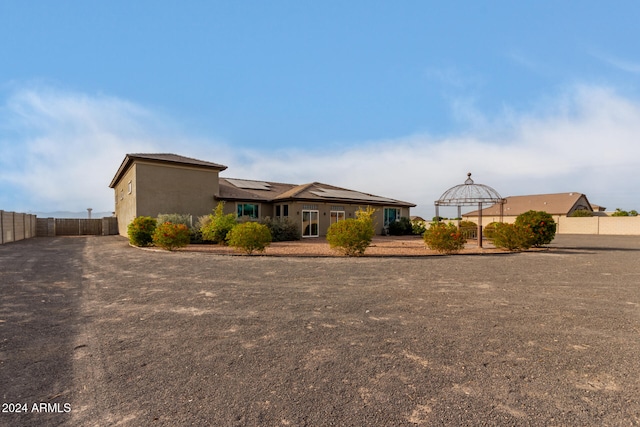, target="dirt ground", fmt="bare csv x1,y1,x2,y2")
1,234,639,426
180,235,502,257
